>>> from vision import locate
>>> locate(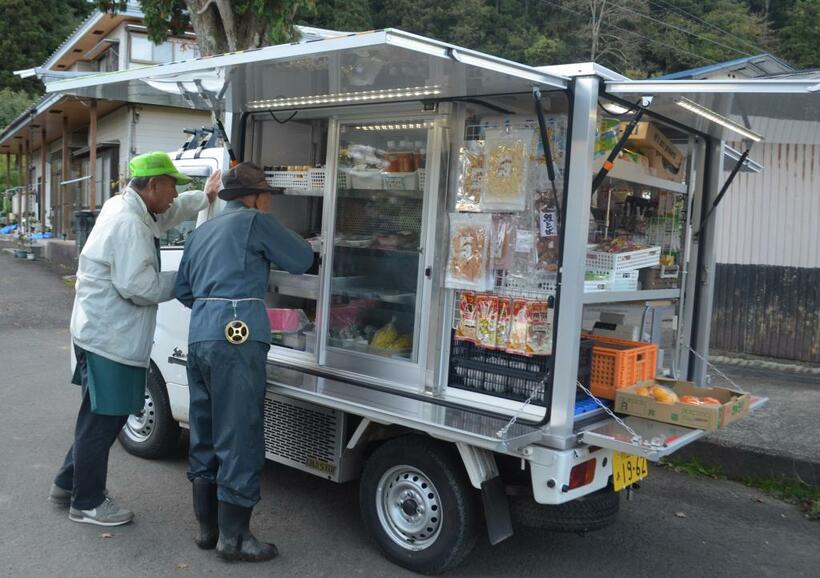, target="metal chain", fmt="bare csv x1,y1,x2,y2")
496,383,545,439
688,347,747,393
575,381,643,444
